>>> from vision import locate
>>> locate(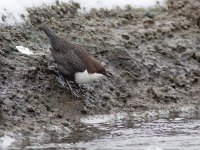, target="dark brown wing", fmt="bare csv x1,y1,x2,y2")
51,48,86,79
68,44,101,73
